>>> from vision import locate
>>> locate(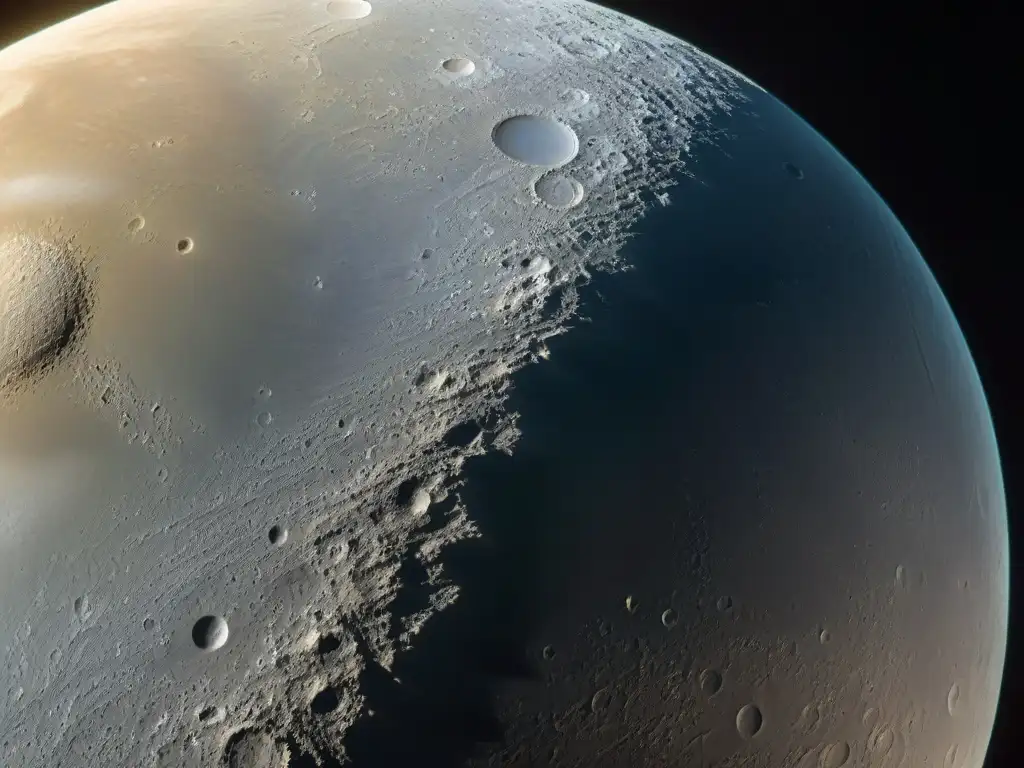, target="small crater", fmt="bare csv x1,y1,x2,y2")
197,705,223,724
699,668,722,696
224,729,286,767
310,686,341,715
660,608,678,628
268,525,288,546
784,161,804,179
947,682,961,715
175,237,194,254
326,0,372,18
492,114,579,167
73,595,90,620
591,687,611,712
562,87,590,105
317,634,342,655
542,645,556,660
735,703,763,738
869,727,894,754
396,477,420,506
821,741,851,768
192,615,229,652
533,172,585,208
441,57,475,76
716,595,733,612
257,412,273,428
128,215,145,233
